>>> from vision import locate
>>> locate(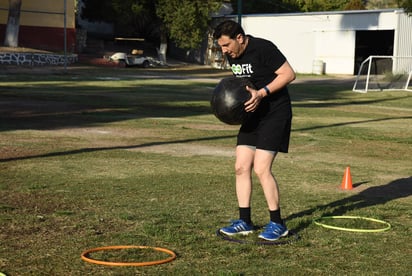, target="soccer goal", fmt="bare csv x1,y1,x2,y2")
353,55,412,93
